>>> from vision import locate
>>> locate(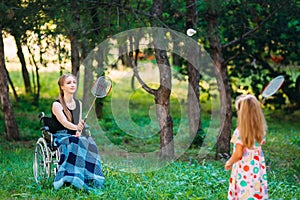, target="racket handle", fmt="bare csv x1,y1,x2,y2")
75,118,88,136
75,122,90,137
